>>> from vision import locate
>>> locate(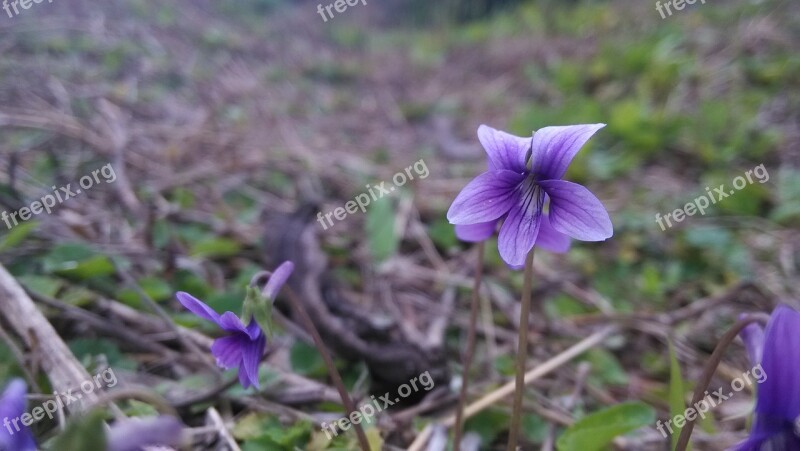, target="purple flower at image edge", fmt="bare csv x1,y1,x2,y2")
0,379,36,451
448,124,613,267
733,305,800,450
176,261,294,389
